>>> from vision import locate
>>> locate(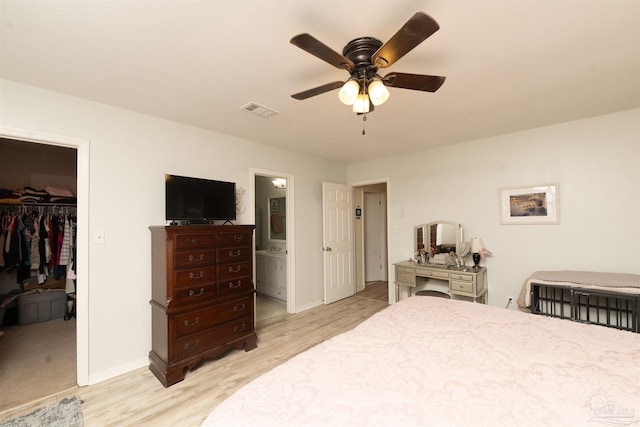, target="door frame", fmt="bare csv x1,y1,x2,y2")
1,126,90,386
351,178,392,304
250,168,295,314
